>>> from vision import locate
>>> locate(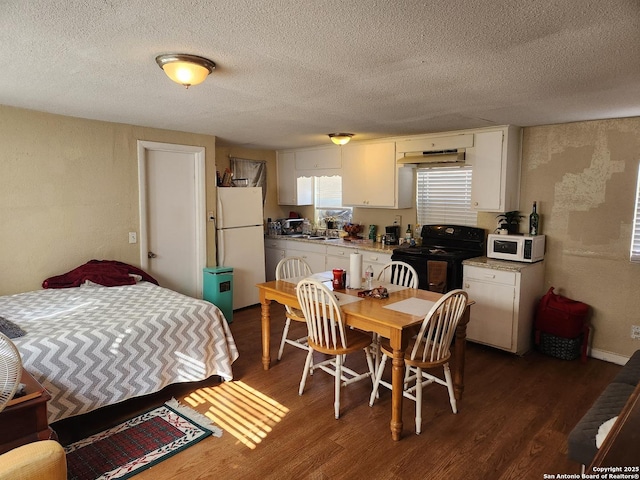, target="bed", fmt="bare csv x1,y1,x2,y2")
0,273,239,424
